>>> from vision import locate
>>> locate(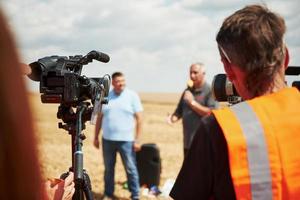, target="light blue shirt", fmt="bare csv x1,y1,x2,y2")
102,88,143,141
